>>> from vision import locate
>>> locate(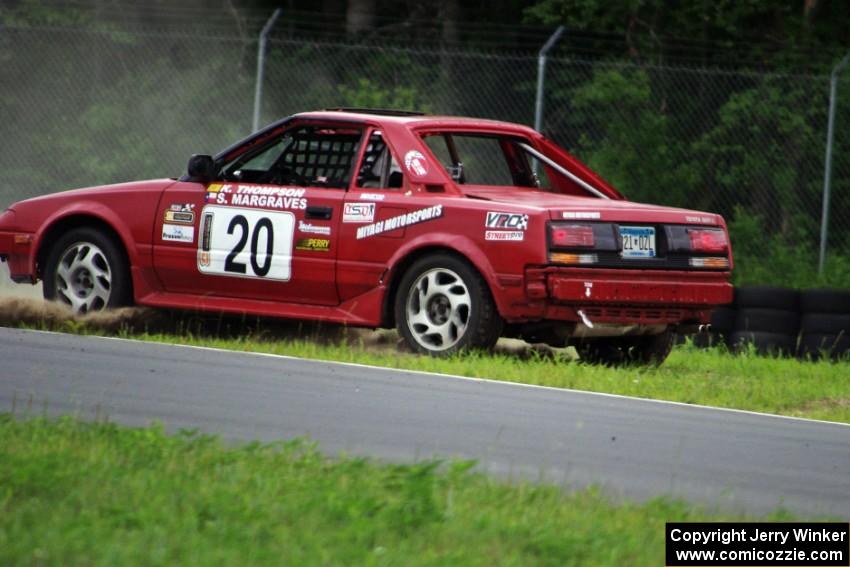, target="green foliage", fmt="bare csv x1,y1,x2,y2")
336,78,423,111
0,415,792,566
